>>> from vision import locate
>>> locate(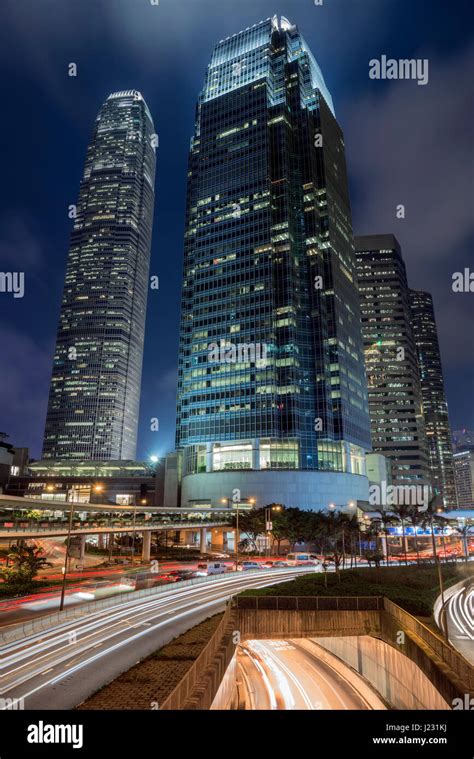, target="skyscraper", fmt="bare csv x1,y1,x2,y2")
355,234,430,489
43,91,156,461
409,290,457,508
175,17,371,510
453,450,474,509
